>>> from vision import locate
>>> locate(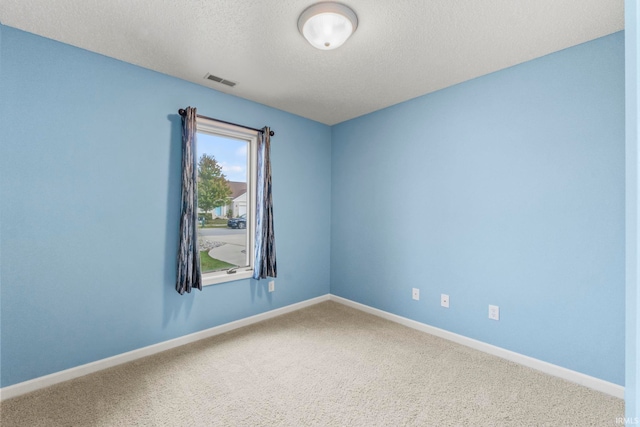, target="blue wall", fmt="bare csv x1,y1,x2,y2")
626,0,640,417
0,26,332,388
331,33,625,385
